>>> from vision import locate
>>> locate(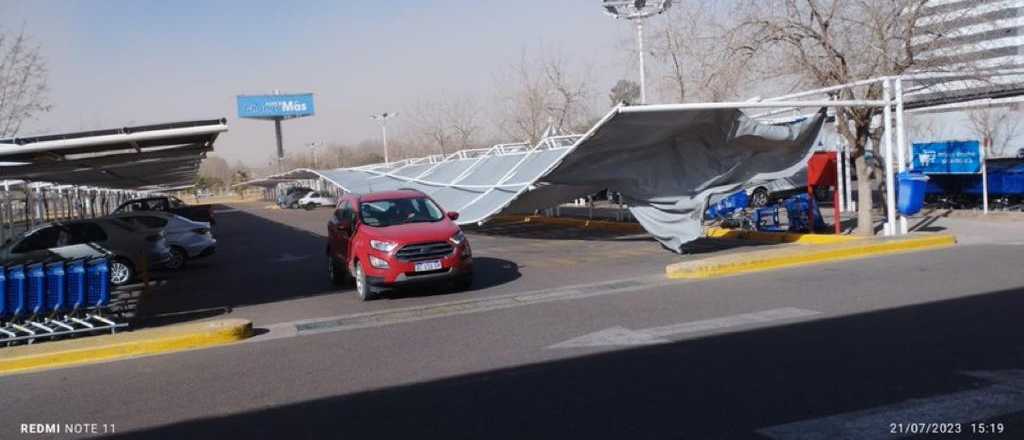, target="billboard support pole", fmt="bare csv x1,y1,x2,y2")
274,118,284,173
